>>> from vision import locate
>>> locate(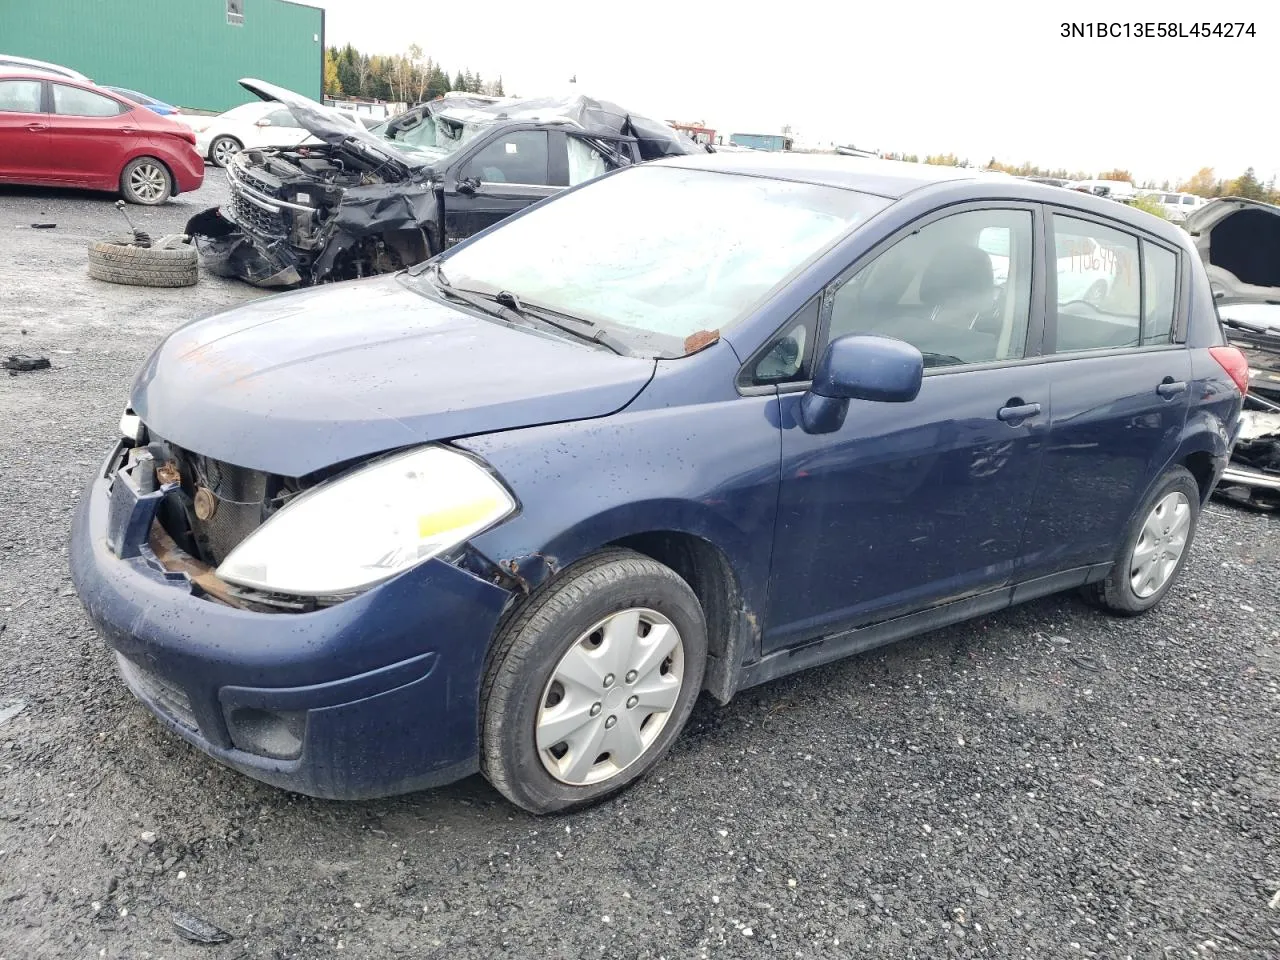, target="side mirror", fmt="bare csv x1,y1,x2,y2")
799,334,923,434
254,118,271,127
